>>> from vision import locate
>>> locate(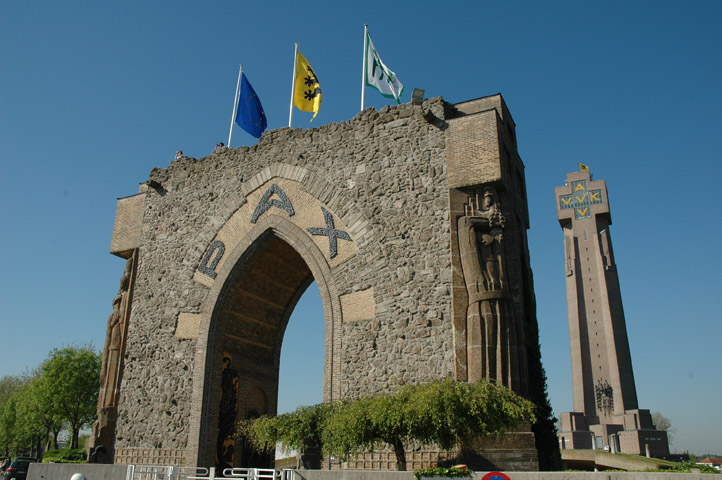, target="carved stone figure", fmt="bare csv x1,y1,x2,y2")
216,353,239,471
595,379,614,417
564,235,575,277
99,259,132,408
99,295,122,406
600,229,616,271
457,187,525,393
89,256,134,462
